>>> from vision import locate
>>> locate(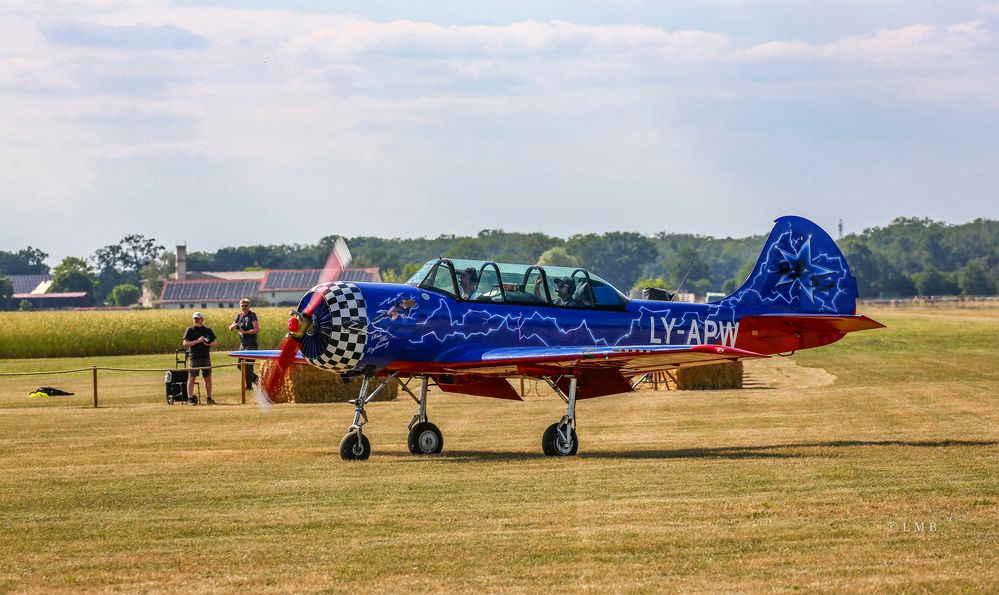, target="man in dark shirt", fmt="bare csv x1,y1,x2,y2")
183,312,217,404
229,298,260,389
